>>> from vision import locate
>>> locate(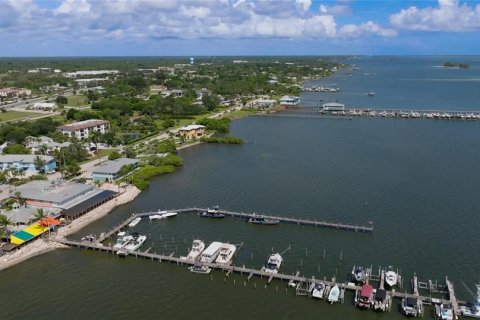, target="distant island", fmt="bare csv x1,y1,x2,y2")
443,62,470,69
